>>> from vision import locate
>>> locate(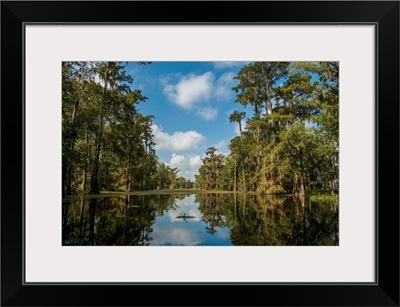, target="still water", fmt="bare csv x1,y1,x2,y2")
62,193,338,246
